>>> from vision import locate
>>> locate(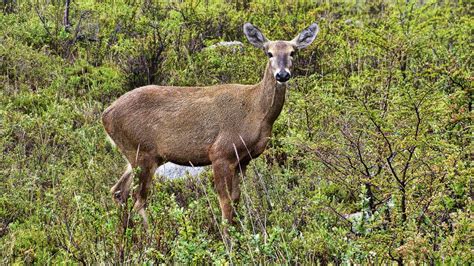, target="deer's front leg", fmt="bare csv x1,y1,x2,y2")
232,162,248,211
212,159,235,224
